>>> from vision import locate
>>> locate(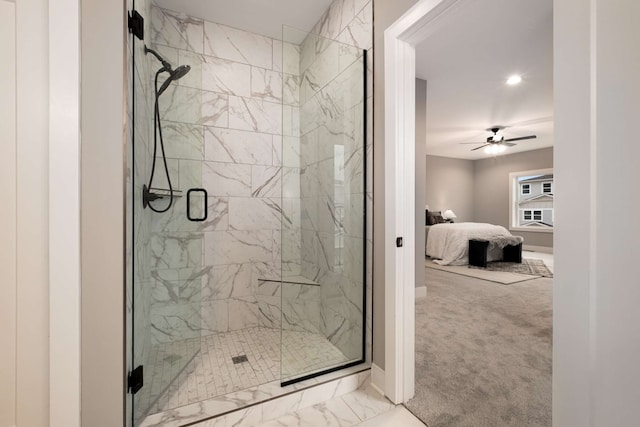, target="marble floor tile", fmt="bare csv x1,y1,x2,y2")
137,327,353,423
281,329,351,381
354,406,426,427
238,385,422,427
341,386,394,422
259,398,361,427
